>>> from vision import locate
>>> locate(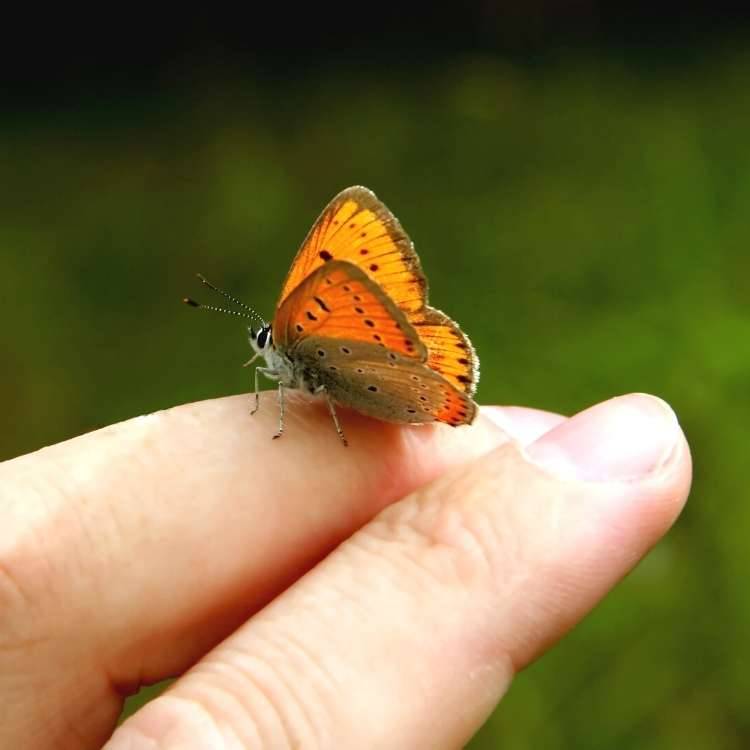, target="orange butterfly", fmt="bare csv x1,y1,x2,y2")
185,186,479,445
